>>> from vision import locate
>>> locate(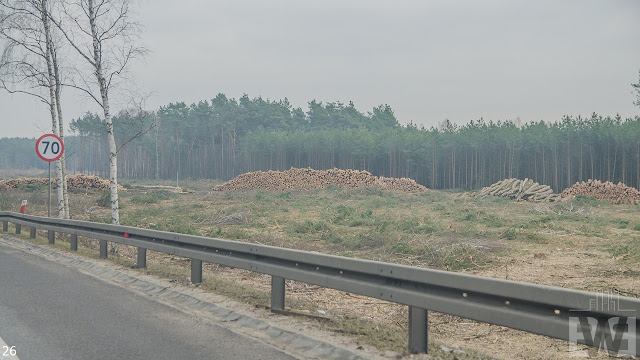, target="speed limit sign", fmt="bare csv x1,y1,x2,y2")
36,133,64,162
